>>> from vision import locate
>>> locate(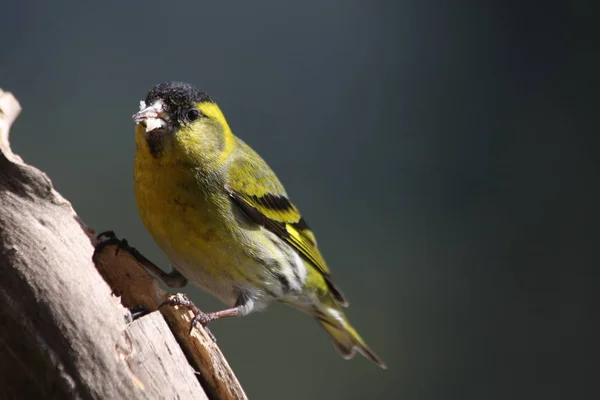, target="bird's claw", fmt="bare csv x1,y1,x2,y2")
160,294,217,342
